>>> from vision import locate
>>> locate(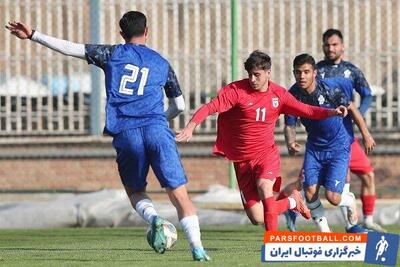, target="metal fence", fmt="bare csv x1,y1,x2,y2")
1,0,399,136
